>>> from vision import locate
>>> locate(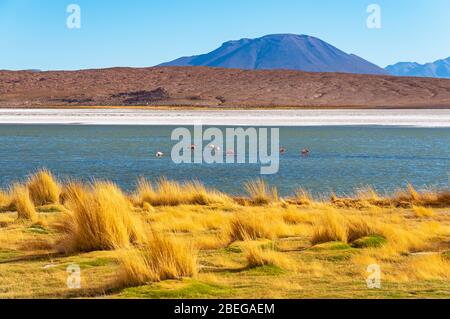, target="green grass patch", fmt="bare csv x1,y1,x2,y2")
310,241,353,251
120,279,233,299
351,236,386,249
59,257,116,269
37,205,62,213
243,264,287,276
322,253,354,262
0,249,20,262
25,225,49,235
224,244,242,254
